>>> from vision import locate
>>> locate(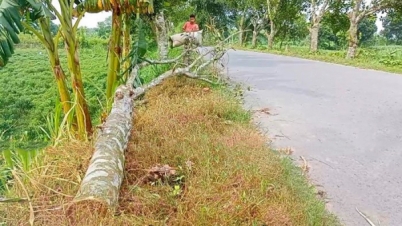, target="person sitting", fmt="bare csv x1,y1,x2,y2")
182,14,199,32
